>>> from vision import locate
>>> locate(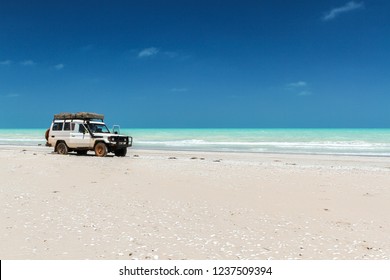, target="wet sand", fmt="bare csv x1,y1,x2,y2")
1,146,390,259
